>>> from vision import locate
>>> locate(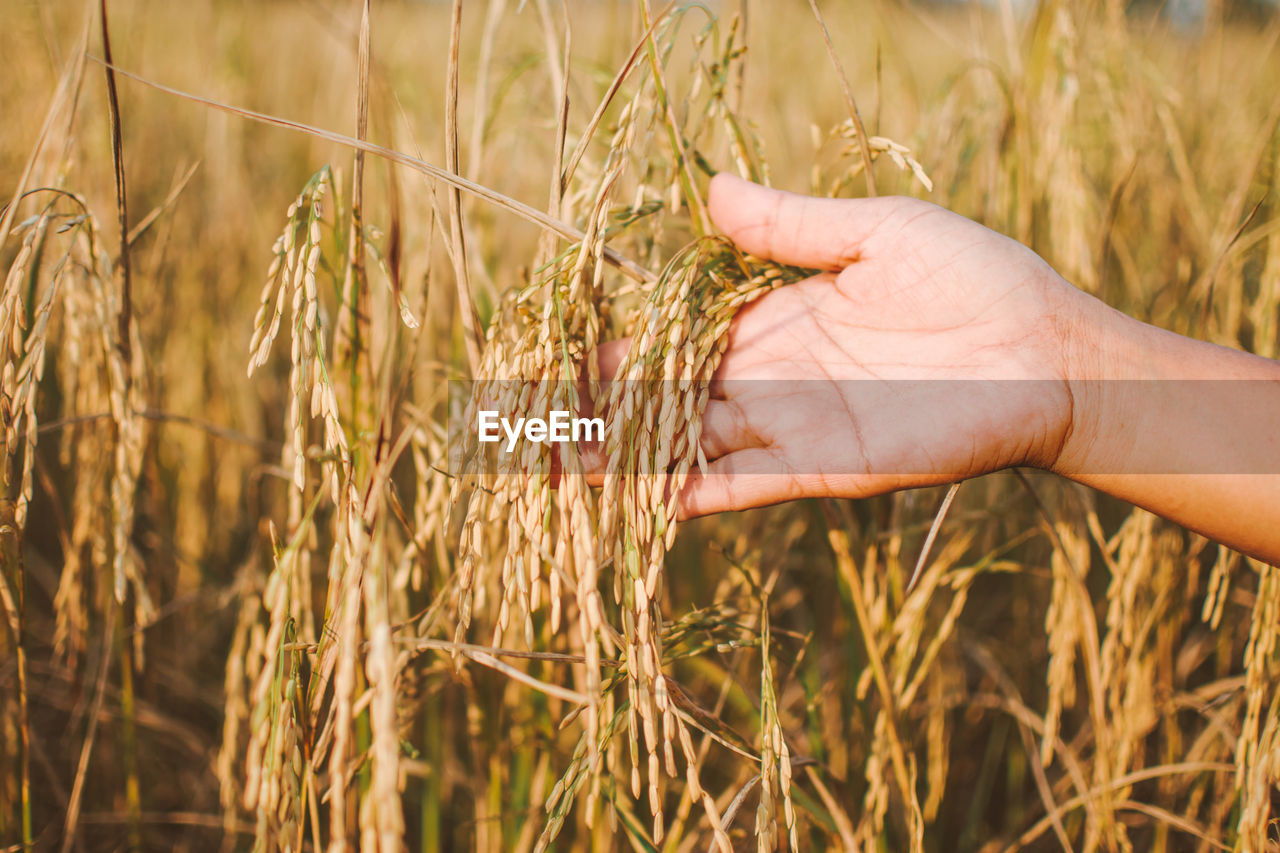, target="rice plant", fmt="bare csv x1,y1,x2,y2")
2,1,1278,851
